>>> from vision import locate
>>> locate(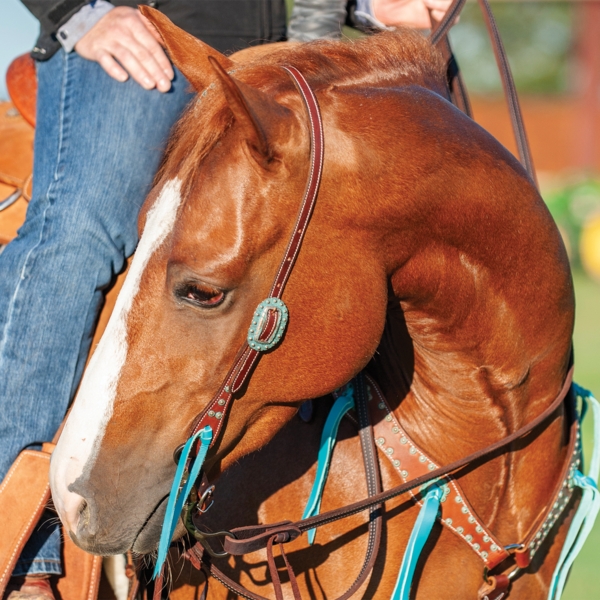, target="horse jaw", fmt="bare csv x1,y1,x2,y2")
49,178,184,539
